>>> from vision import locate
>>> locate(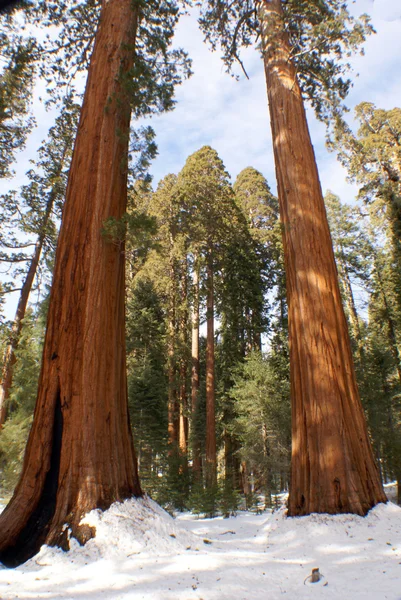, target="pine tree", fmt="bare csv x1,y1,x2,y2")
0,0,191,566
361,264,401,503
0,96,80,426
0,308,44,497
126,276,168,495
127,173,191,506
232,351,290,505
199,0,385,515
223,167,282,493
0,37,35,176
334,103,401,322
178,146,239,488
324,191,372,362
